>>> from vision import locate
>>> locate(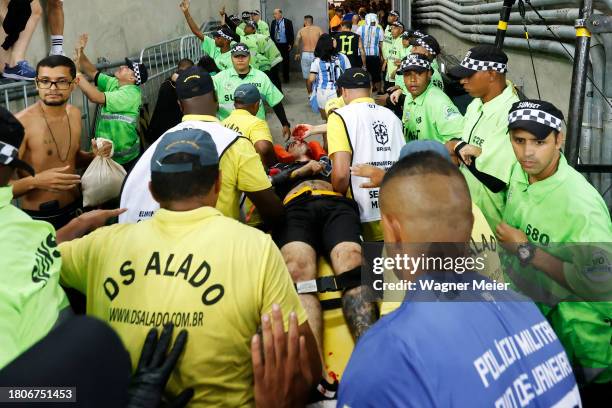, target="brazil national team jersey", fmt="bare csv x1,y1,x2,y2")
0,186,69,369
339,274,581,408
460,82,519,230
59,207,307,407
402,81,463,143
213,67,284,121
502,154,612,384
